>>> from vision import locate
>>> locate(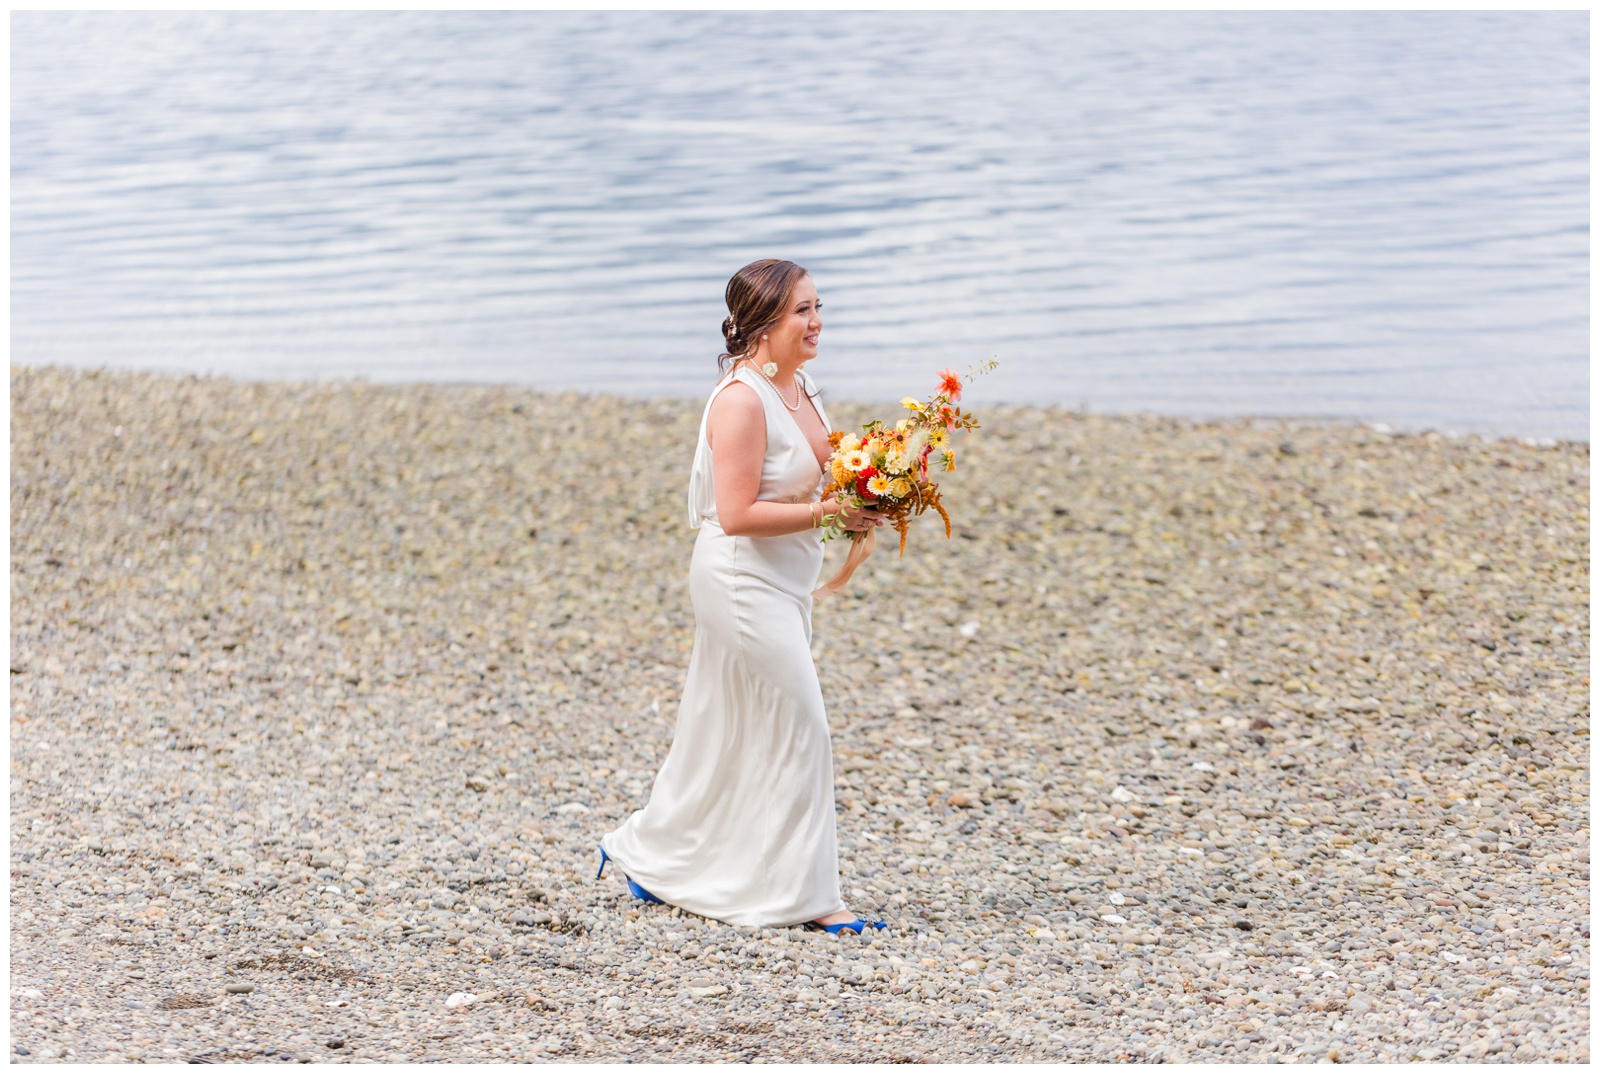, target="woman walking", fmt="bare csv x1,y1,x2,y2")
598,259,887,934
